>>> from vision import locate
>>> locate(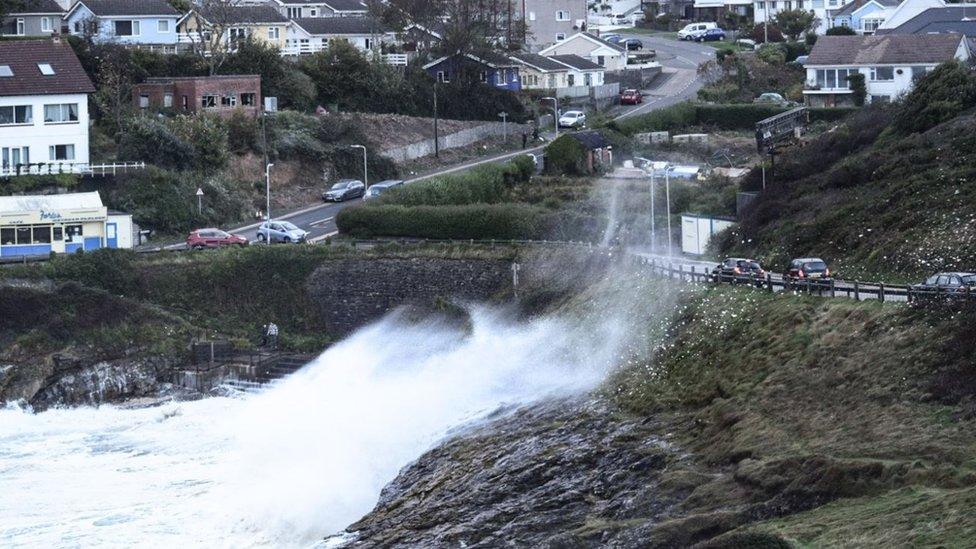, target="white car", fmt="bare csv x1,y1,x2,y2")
678,22,717,40
558,110,586,128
